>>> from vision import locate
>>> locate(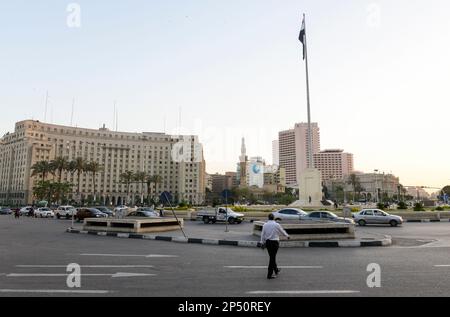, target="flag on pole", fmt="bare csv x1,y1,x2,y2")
299,14,306,60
